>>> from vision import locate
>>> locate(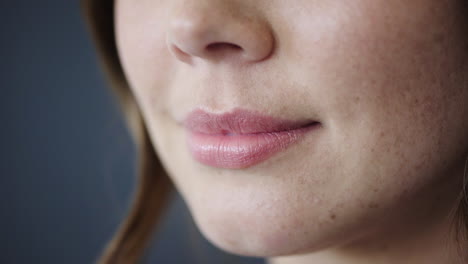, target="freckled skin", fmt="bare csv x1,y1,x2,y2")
114,0,468,263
